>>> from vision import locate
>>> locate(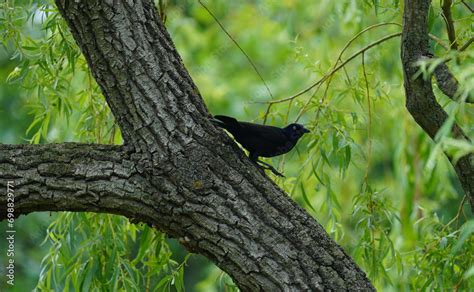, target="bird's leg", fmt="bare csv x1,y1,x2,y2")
249,153,284,177
256,160,285,177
